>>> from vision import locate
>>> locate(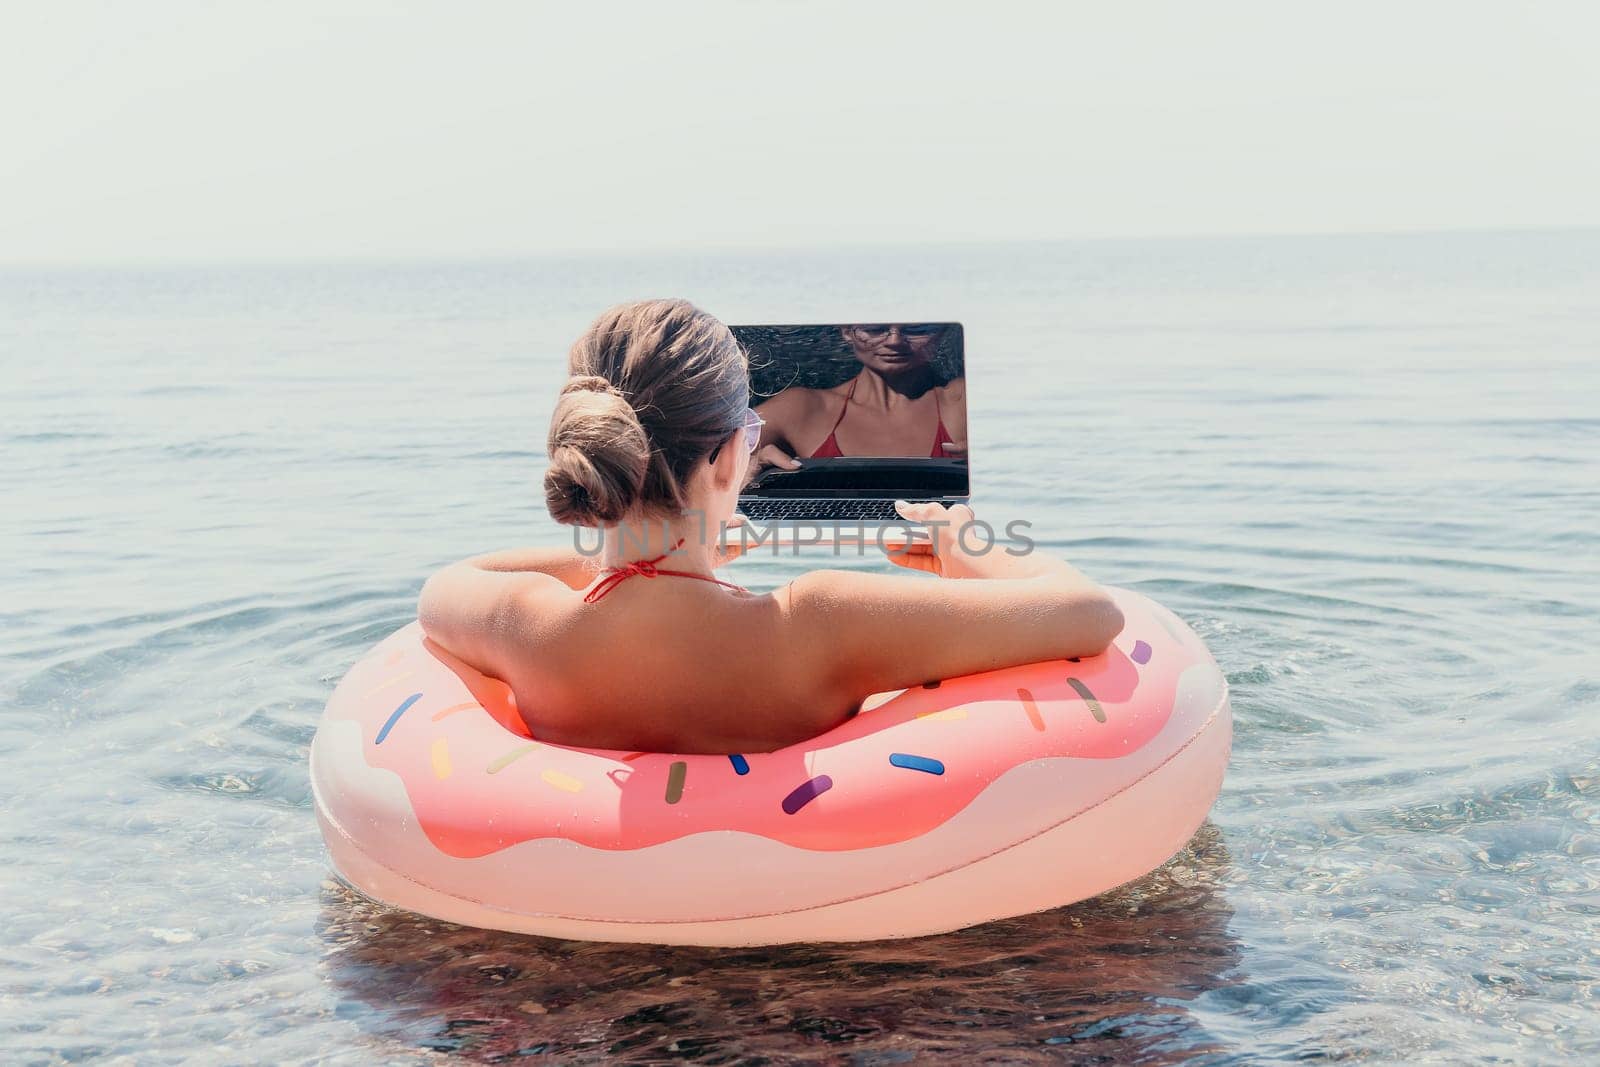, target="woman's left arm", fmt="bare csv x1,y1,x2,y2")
416,548,590,672
452,546,597,587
